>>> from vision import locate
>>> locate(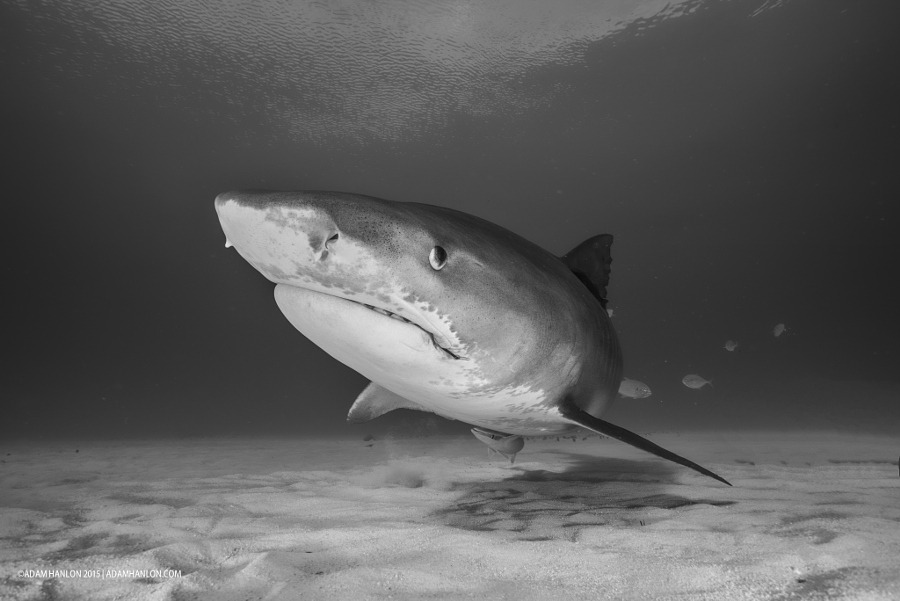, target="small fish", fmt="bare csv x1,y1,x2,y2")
606,308,614,318
773,323,786,337
682,374,713,389
618,377,652,399
723,340,738,352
